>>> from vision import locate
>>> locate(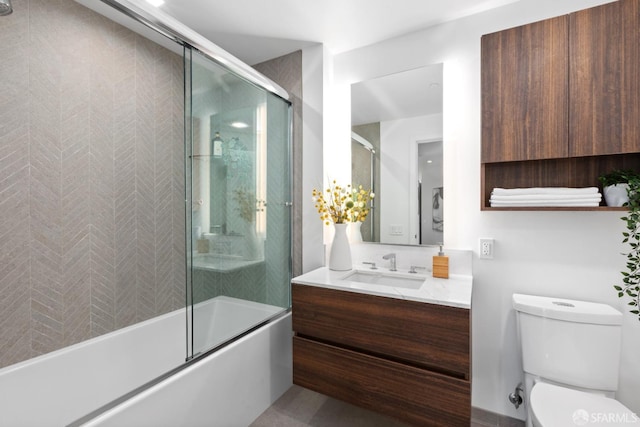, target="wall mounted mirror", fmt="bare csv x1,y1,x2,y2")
350,63,443,245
